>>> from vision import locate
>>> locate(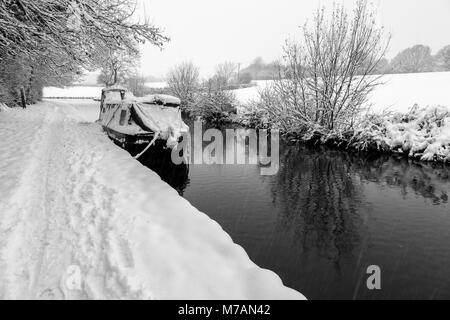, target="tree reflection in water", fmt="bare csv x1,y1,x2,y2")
352,154,449,205
271,145,366,263
271,144,450,264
